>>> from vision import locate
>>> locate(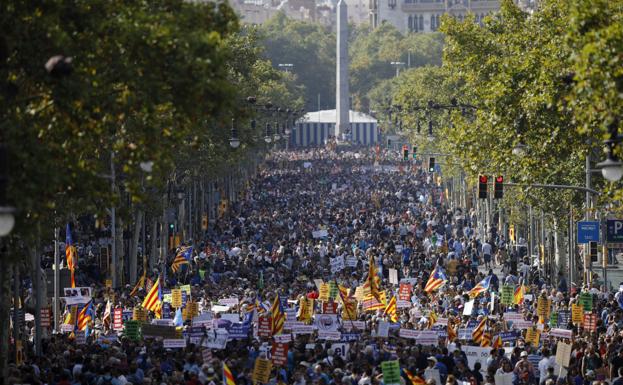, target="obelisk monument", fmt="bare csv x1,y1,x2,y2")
335,0,349,141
